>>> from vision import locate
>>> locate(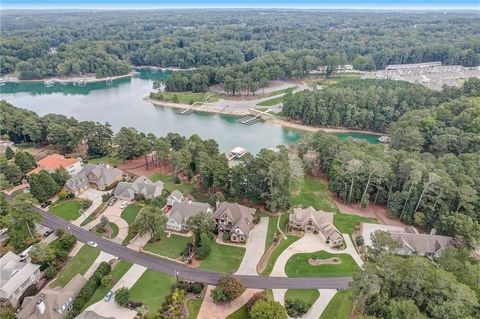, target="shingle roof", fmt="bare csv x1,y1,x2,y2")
65,164,122,192
169,201,212,225
290,207,342,243
113,176,164,200
213,202,255,235
0,251,41,299
389,233,454,254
